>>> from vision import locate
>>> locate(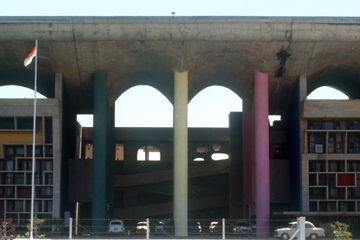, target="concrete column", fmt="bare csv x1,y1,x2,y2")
173,71,188,237
229,112,243,219
92,71,114,232
299,75,307,102
299,75,308,212
253,71,270,237
55,72,63,101
106,104,115,220
242,102,254,219
52,73,62,218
